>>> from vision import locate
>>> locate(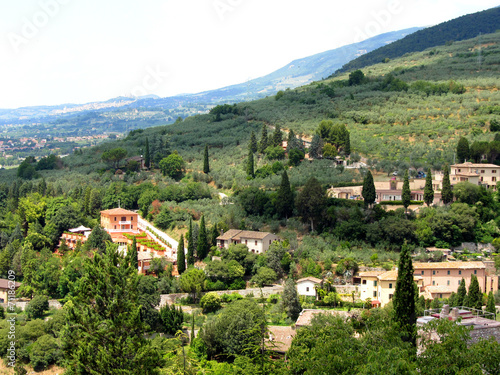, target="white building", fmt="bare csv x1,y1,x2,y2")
216,229,280,254
296,277,322,297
